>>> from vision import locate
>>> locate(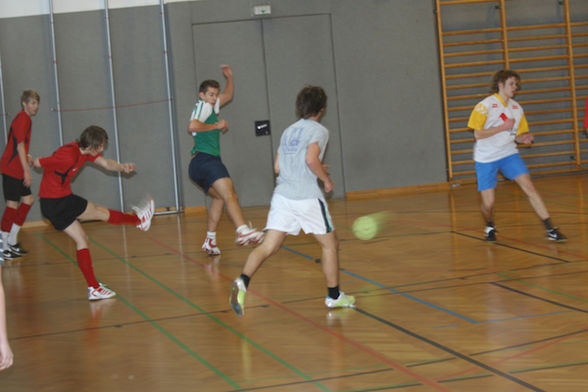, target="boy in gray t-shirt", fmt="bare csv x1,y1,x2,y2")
230,86,355,316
